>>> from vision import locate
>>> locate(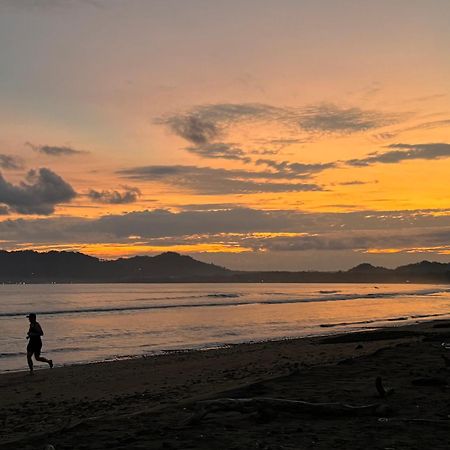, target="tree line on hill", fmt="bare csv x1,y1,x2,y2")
0,250,449,283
